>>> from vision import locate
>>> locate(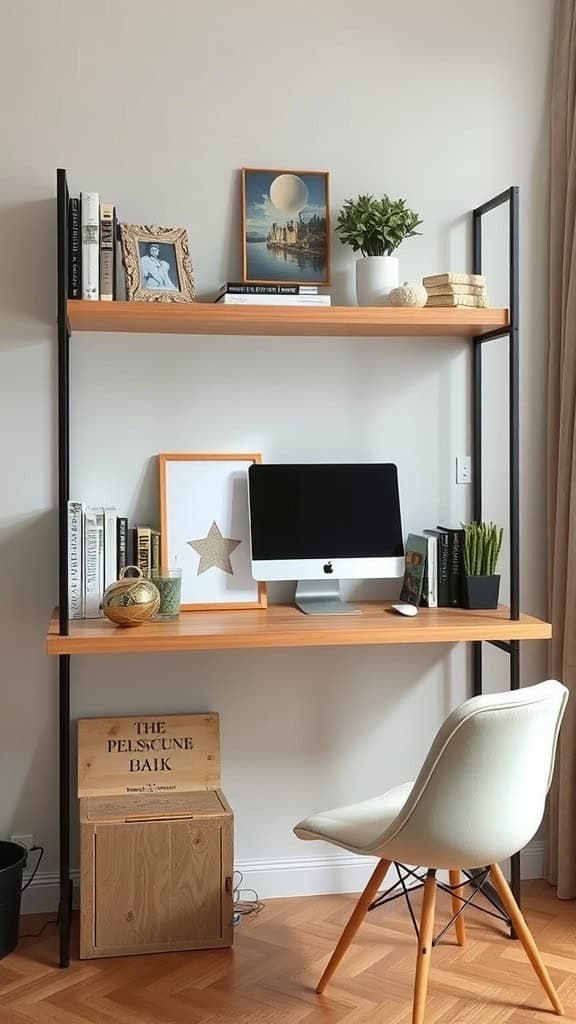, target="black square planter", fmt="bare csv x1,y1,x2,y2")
462,574,500,610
